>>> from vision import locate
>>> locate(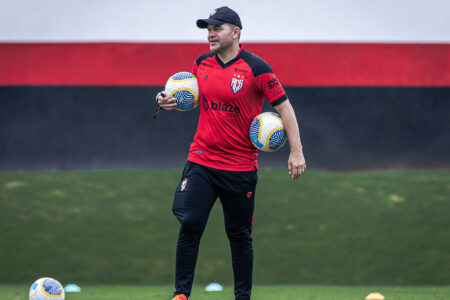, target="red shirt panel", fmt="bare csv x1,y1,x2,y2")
188,46,287,171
